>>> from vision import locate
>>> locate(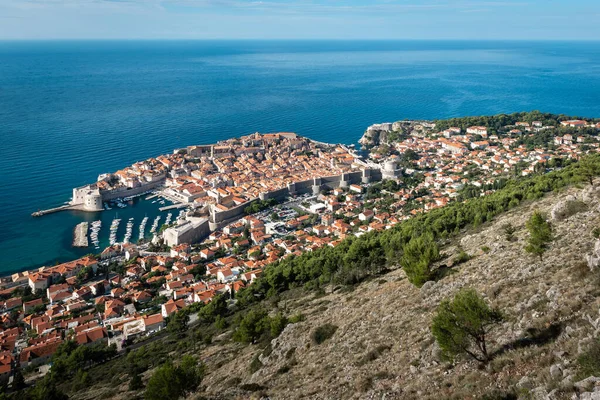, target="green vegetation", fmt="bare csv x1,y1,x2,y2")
401,233,441,287
245,198,278,214
525,211,553,260
233,308,289,344
502,223,517,242
167,308,190,338
311,323,338,344
17,146,600,399
145,356,206,400
577,338,600,379
579,156,600,186
433,111,562,133
431,288,502,363
232,154,600,309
